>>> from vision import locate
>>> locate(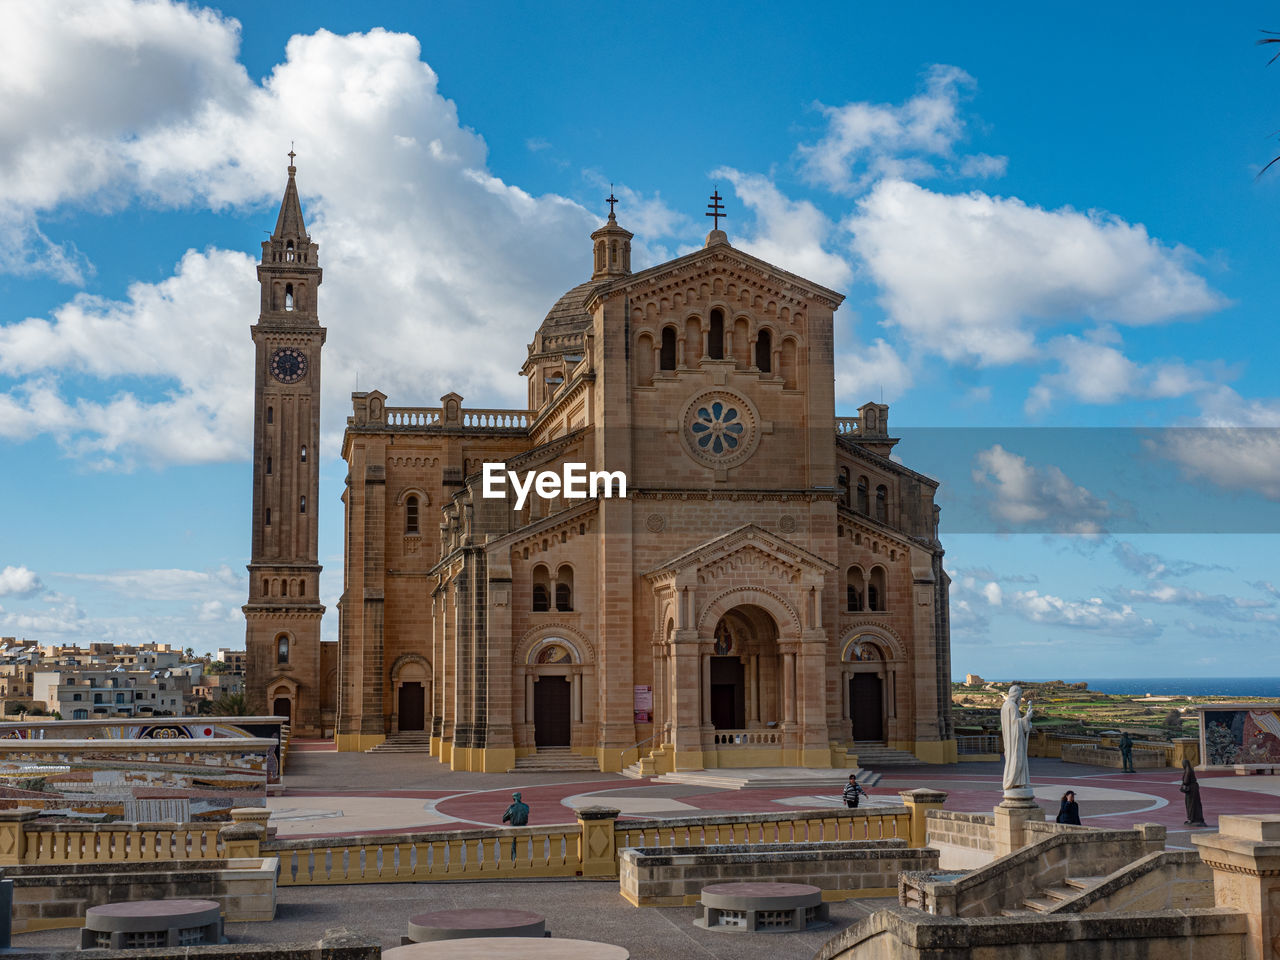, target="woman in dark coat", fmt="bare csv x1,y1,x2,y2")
1056,790,1081,825
1181,758,1206,826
